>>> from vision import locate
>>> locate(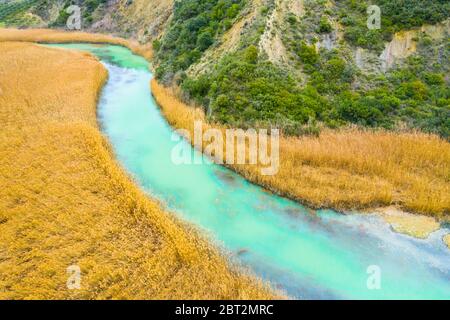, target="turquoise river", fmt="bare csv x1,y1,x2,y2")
48,43,450,299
